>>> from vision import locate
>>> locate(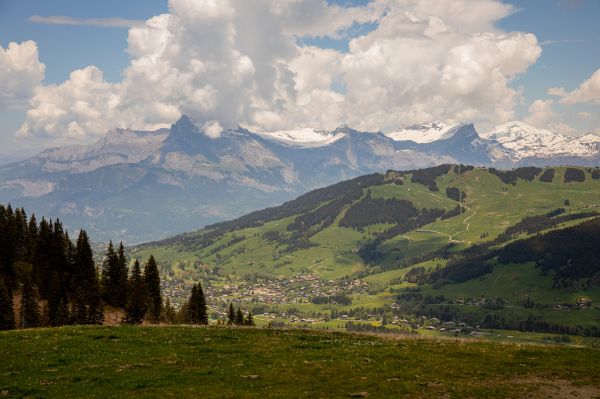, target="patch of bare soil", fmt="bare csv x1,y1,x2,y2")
512,377,600,399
